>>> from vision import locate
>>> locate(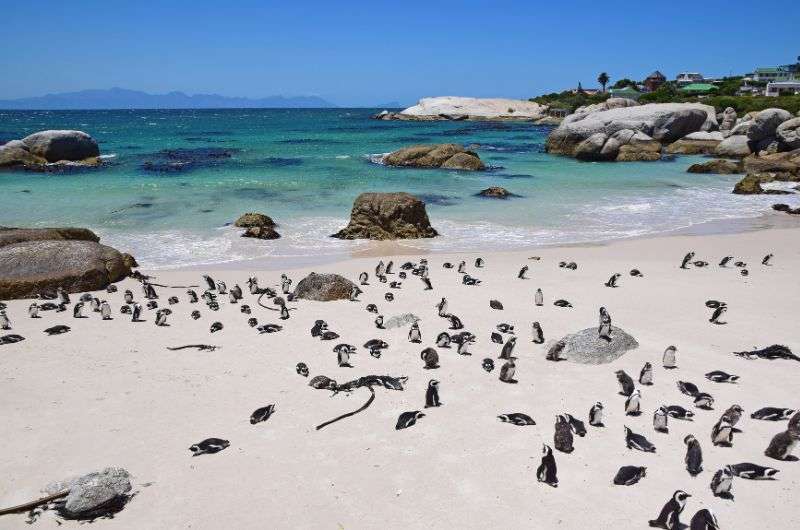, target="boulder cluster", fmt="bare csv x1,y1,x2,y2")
0,130,101,170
